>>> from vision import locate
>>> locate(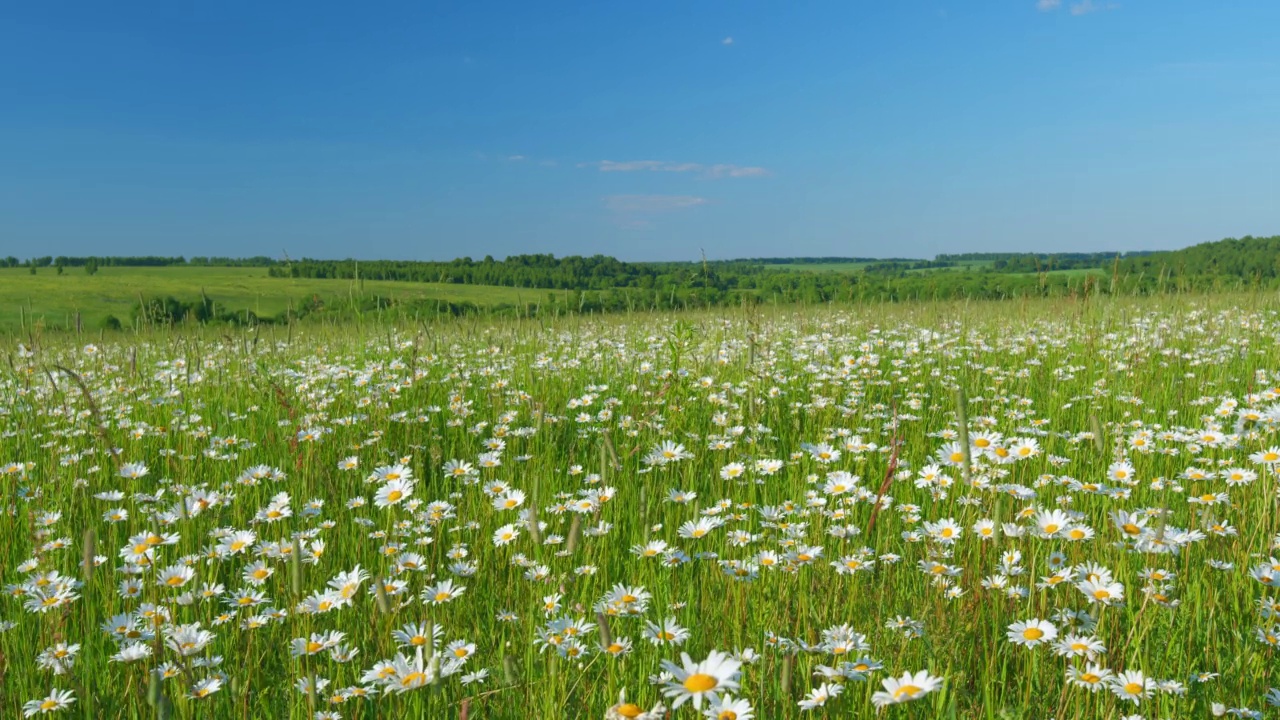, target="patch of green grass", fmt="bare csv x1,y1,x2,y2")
768,261,883,273
0,266,567,331
772,260,998,274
